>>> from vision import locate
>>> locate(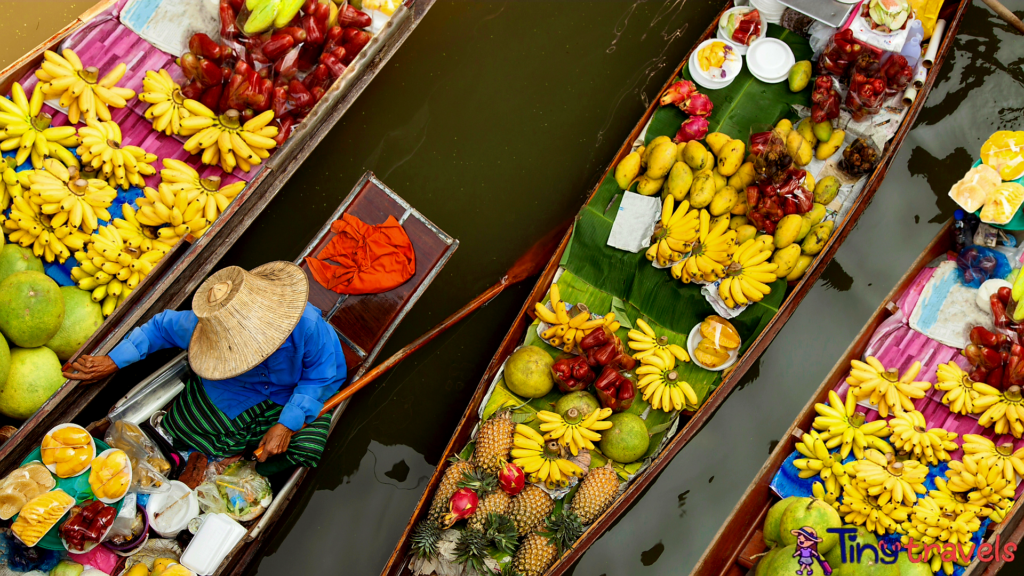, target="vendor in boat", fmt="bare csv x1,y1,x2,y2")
64,262,346,474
